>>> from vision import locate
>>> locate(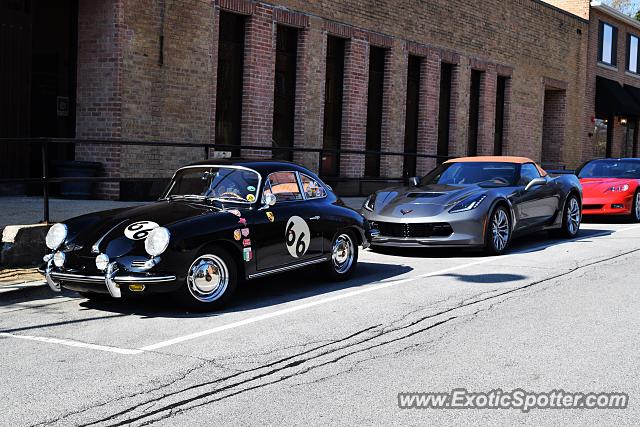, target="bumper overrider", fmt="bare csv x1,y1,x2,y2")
41,259,176,298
